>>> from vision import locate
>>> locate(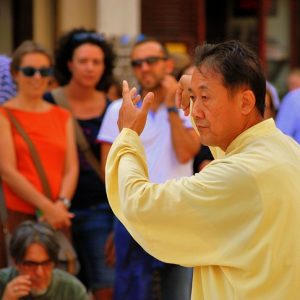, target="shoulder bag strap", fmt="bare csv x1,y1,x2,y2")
51,88,102,179
4,108,52,199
